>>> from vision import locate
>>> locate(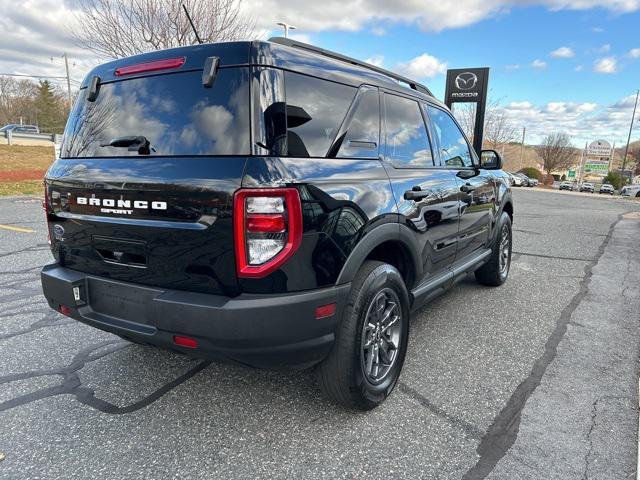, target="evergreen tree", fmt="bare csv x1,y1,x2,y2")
33,80,65,134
